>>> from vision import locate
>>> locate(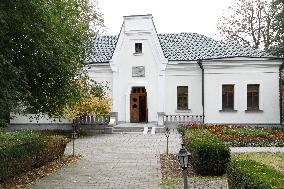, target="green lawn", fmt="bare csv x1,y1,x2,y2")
232,152,284,174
